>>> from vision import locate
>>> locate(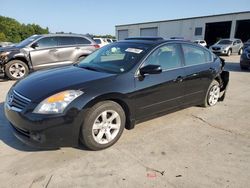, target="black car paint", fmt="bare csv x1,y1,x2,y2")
4,40,229,148
240,47,250,69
